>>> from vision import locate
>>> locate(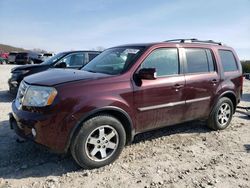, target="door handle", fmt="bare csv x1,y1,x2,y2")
173,84,184,90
